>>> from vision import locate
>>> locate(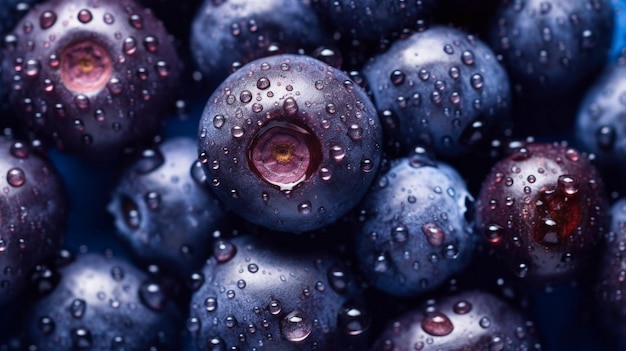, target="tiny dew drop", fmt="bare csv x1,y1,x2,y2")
213,240,236,263
77,9,93,23
298,201,312,215
7,168,26,187
139,280,167,311
280,310,312,342
421,311,454,336
337,301,370,336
